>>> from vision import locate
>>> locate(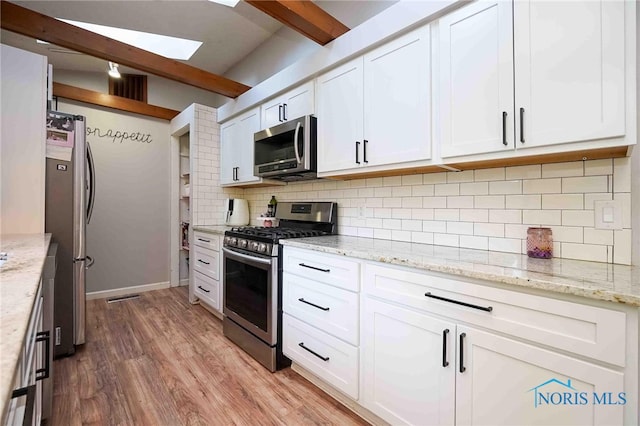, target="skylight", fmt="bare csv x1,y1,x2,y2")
58,18,203,60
